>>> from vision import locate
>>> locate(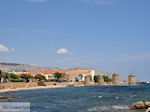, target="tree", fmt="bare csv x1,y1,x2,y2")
0,73,20,82
78,74,83,81
2,73,11,81
88,75,92,81
21,74,32,82
35,74,45,82
75,77,78,82
94,75,100,82
10,73,19,80
102,75,112,82
0,71,3,77
54,72,62,81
